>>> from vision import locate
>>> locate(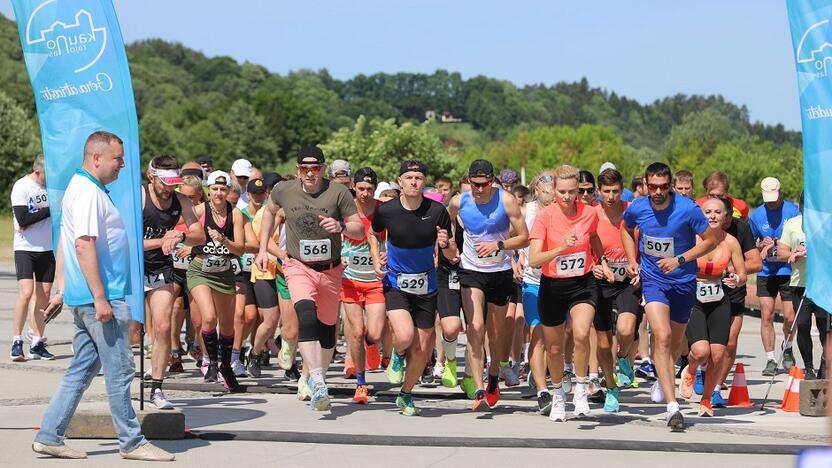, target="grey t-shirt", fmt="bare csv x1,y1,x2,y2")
270,179,357,264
